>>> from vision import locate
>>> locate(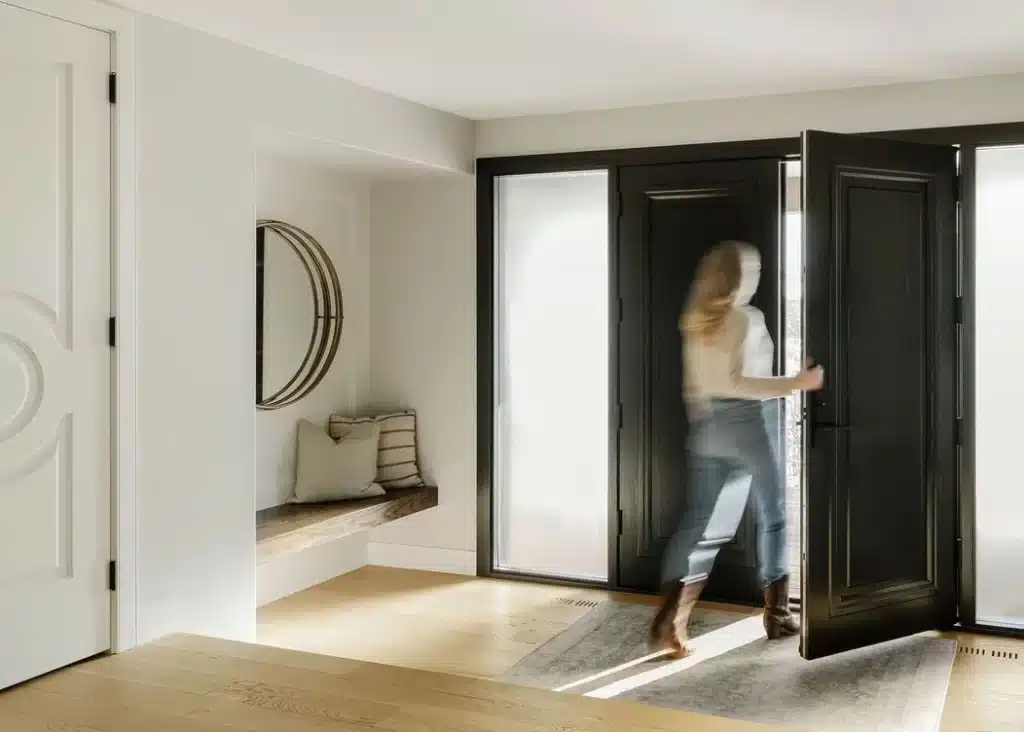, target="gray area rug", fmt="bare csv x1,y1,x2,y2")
503,601,956,732
500,601,745,690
